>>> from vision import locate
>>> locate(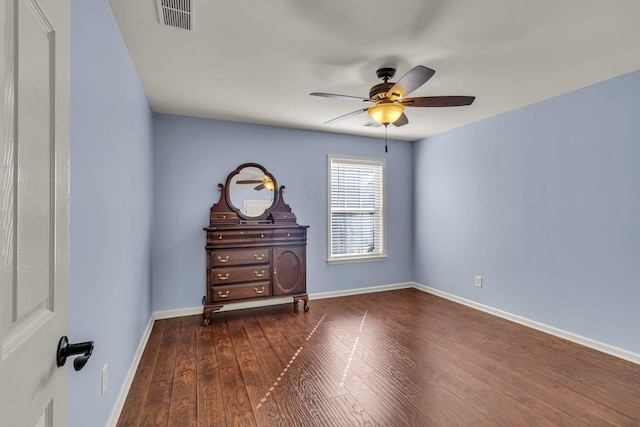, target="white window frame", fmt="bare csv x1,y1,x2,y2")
328,154,387,264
